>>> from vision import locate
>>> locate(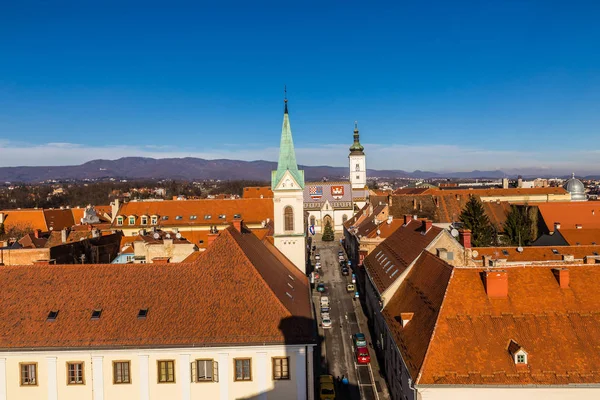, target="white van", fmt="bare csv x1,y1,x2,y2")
320,296,329,307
